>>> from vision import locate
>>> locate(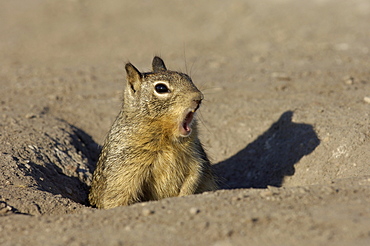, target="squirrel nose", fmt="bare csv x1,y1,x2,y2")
192,91,204,102
192,93,203,111
193,94,203,105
